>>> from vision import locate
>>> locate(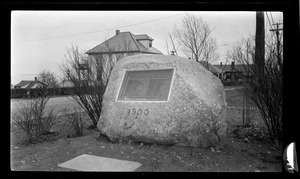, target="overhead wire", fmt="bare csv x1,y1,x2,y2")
269,12,275,25
14,12,187,43
265,12,276,39
265,12,273,30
